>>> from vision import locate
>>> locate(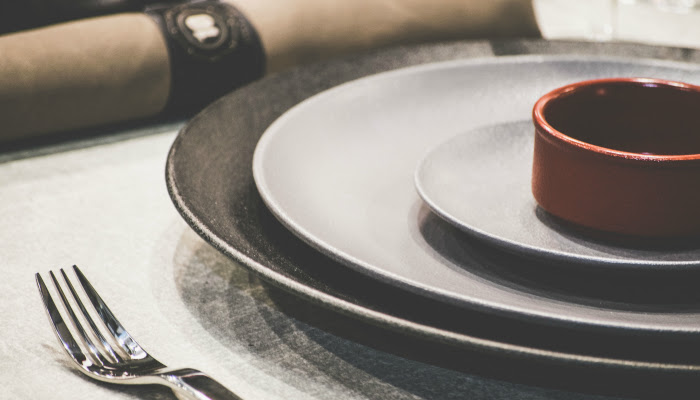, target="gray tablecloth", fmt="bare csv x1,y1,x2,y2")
1,122,628,400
